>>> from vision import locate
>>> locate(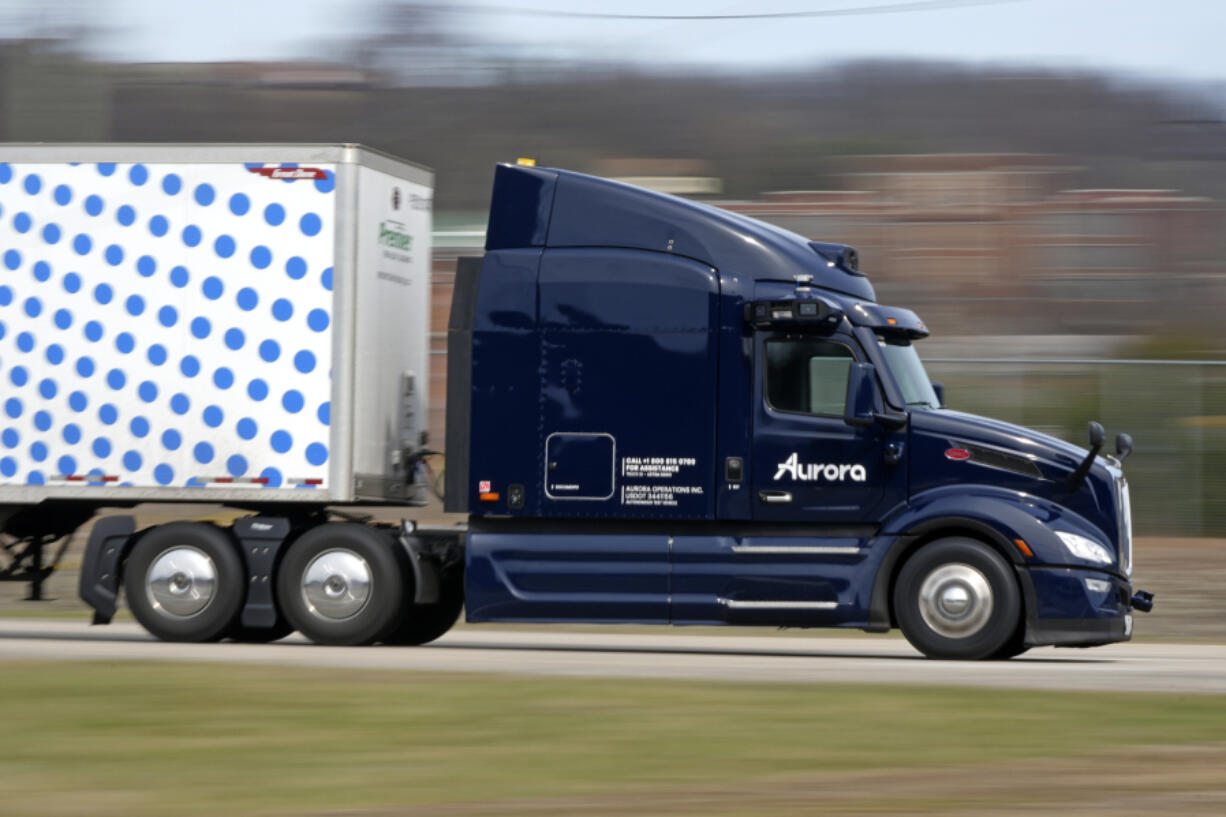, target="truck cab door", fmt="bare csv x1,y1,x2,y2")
751,332,905,522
